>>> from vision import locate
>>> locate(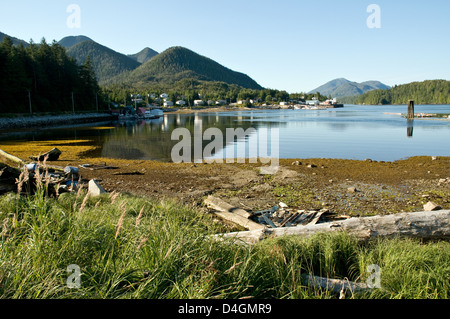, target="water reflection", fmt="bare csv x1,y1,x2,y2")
1,105,449,161
407,120,414,138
